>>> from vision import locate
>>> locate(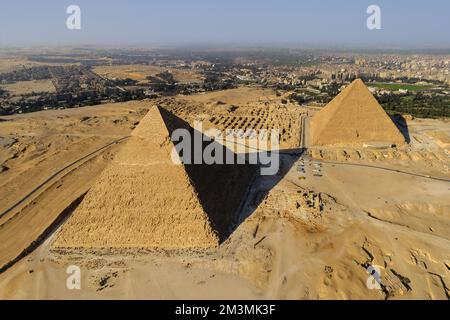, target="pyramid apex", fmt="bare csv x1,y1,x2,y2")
347,78,366,89
309,78,406,146
336,79,370,98
131,105,169,139
53,108,221,249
